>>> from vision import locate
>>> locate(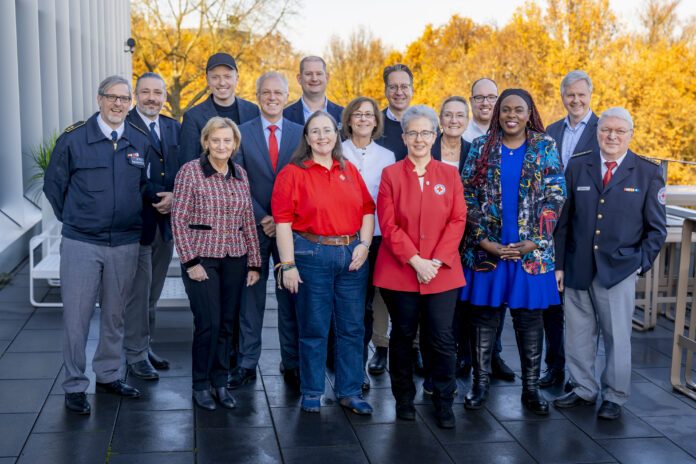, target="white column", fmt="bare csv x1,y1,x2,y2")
80,0,93,116
55,0,73,127
124,0,132,81
97,0,106,81
38,0,60,136
69,0,85,120
90,0,99,95
105,0,116,75
0,1,26,221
